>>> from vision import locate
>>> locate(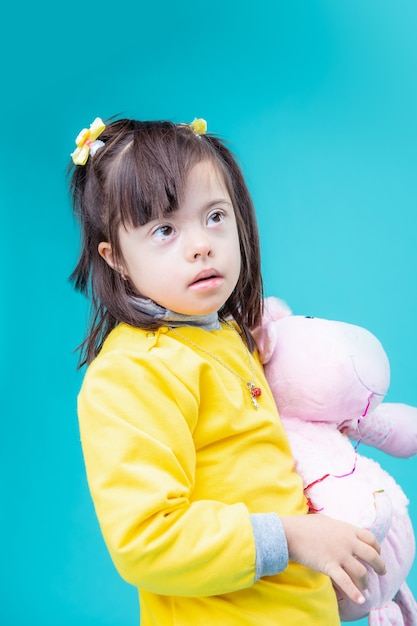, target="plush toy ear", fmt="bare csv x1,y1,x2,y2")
252,297,292,364
263,296,292,322
252,321,277,364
